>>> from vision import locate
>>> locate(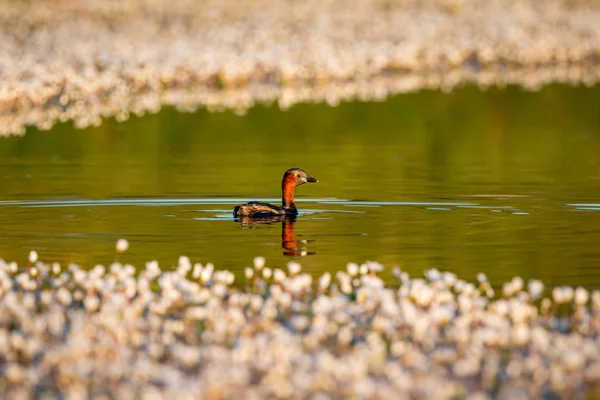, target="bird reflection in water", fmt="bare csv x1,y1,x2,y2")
235,215,315,257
